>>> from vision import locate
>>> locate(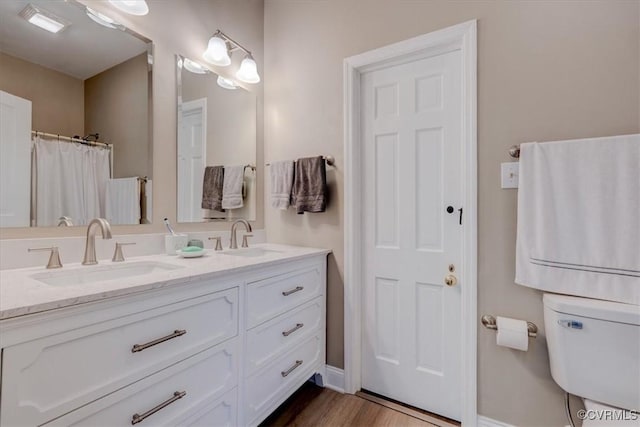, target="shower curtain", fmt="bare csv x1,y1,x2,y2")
34,136,111,226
